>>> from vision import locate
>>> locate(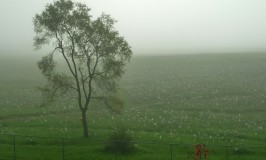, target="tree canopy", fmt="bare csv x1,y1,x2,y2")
33,0,132,137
